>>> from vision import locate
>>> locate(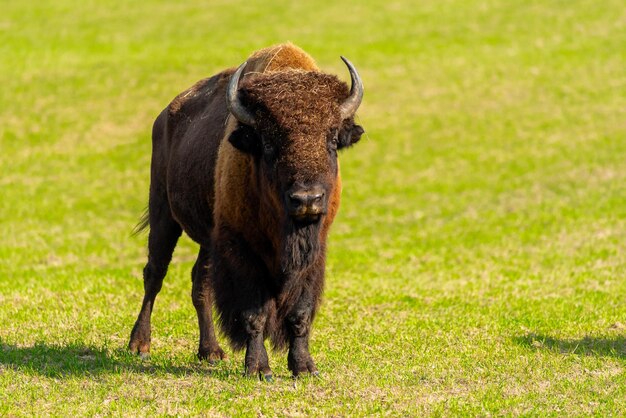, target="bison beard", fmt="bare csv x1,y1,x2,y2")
272,220,324,347
280,220,321,275
212,220,324,352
